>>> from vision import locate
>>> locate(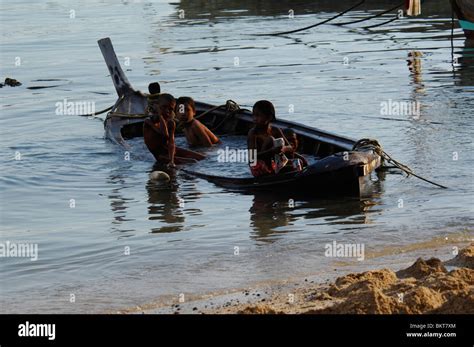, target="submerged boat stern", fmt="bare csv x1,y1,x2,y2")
301,150,382,196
